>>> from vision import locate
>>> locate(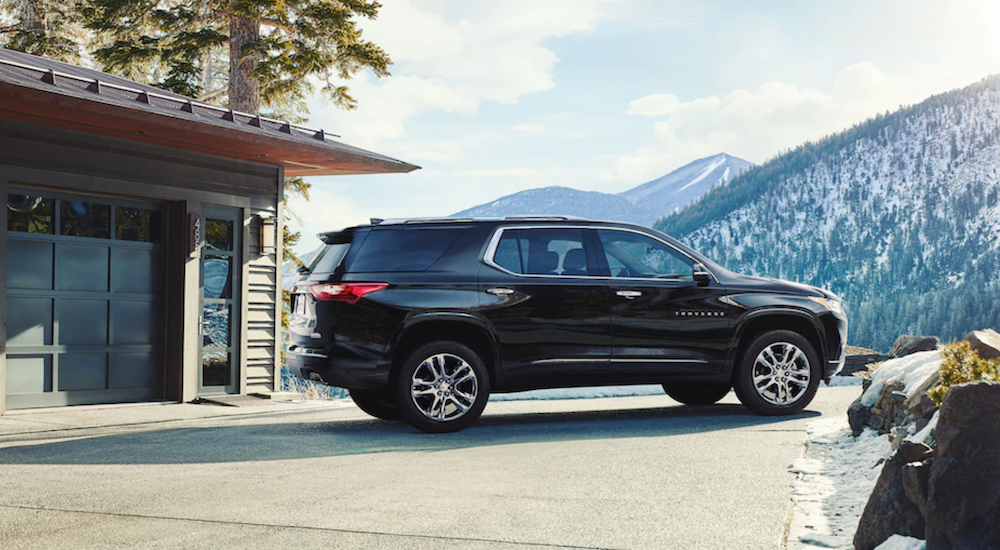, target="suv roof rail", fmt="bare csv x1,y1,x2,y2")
501,215,588,221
